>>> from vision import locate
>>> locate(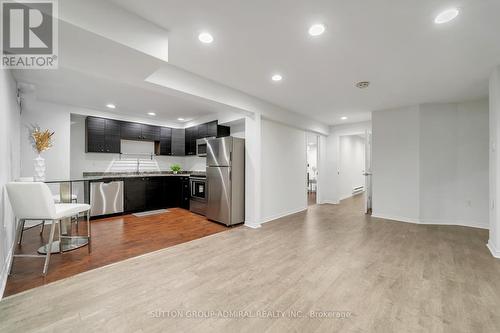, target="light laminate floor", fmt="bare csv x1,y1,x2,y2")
1,195,500,332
